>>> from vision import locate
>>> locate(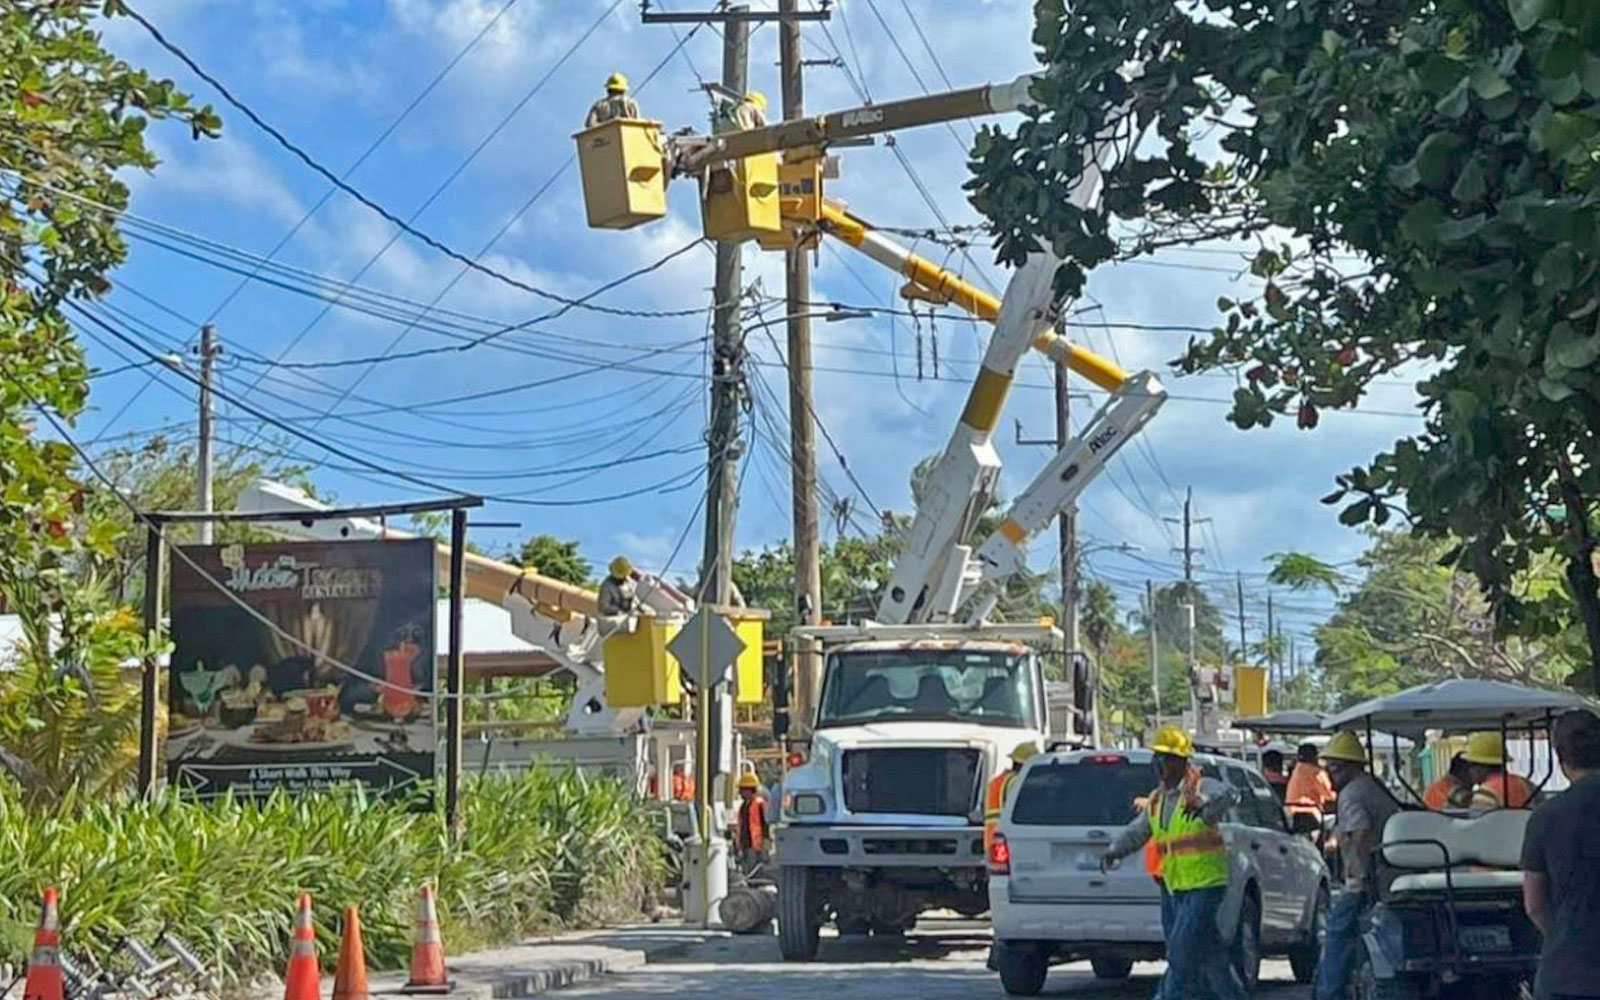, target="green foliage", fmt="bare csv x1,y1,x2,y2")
1081,579,1211,736
509,535,593,588
1265,552,1346,594
733,536,899,634
1315,530,1580,706
975,0,1600,690
0,771,660,982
